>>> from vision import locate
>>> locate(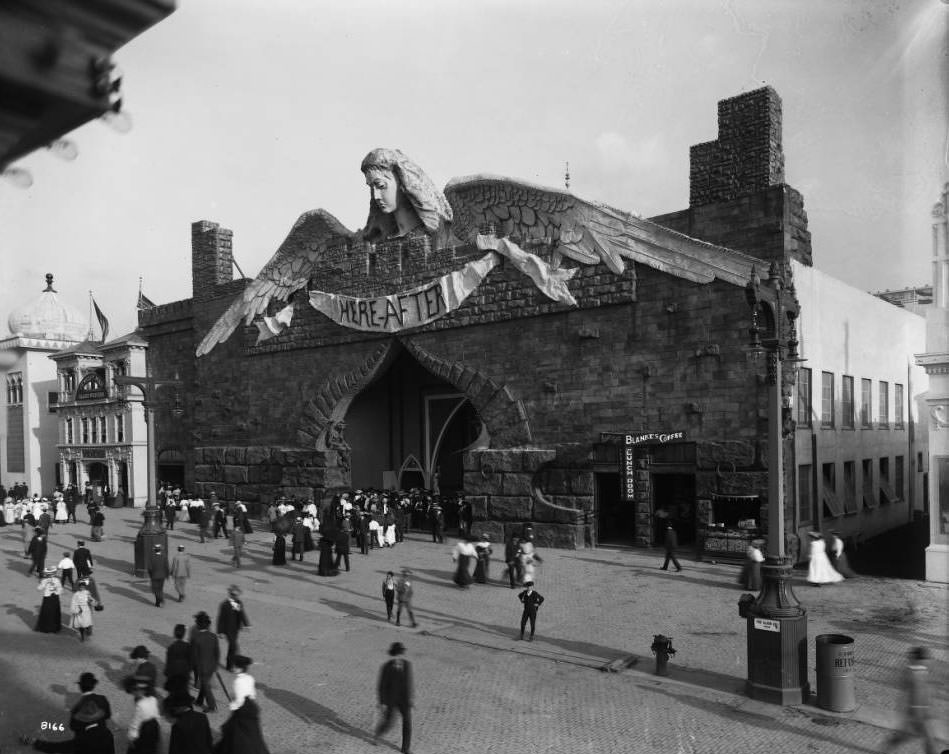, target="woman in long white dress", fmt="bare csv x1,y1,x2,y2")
806,532,843,585
54,499,68,524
